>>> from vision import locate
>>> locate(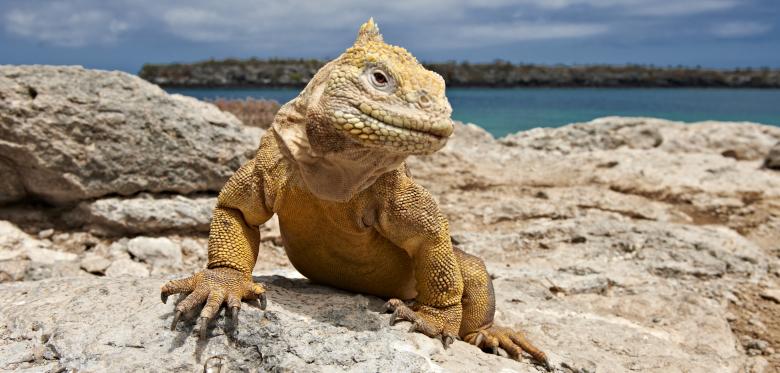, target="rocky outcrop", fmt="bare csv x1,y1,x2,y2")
1,66,779,372
0,65,262,205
